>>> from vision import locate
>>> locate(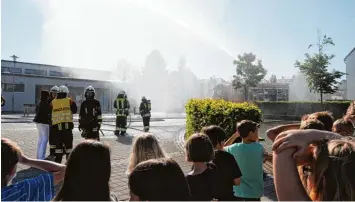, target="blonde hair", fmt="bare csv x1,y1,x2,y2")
303,137,355,201
126,133,166,175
